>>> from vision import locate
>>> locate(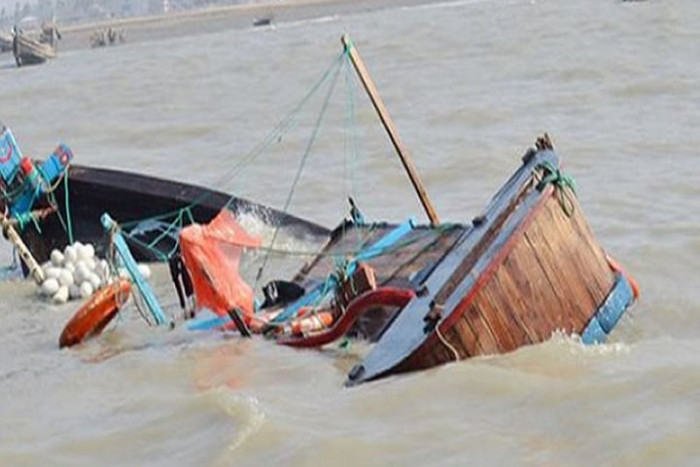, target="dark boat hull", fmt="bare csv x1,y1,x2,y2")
19,164,330,266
